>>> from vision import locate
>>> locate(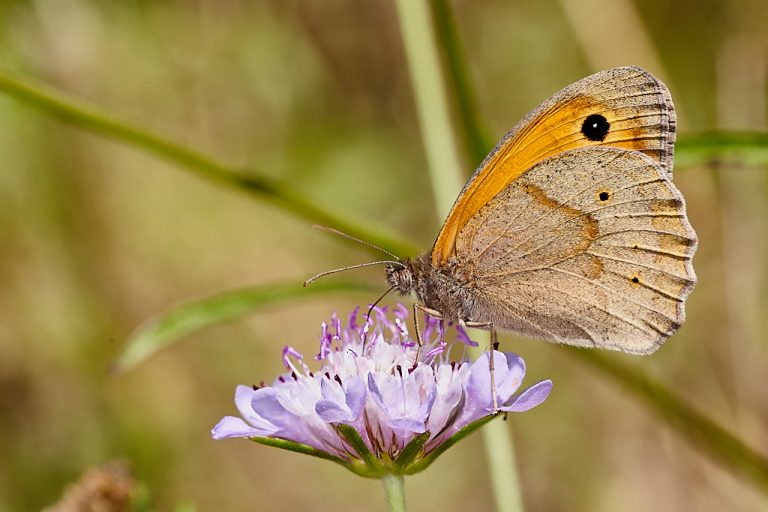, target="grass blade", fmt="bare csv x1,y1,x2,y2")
113,280,375,373
0,72,417,259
